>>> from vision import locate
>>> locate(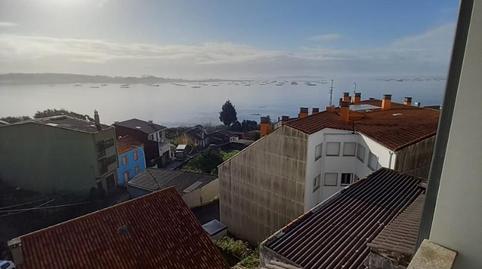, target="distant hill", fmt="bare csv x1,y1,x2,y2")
0,73,229,85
